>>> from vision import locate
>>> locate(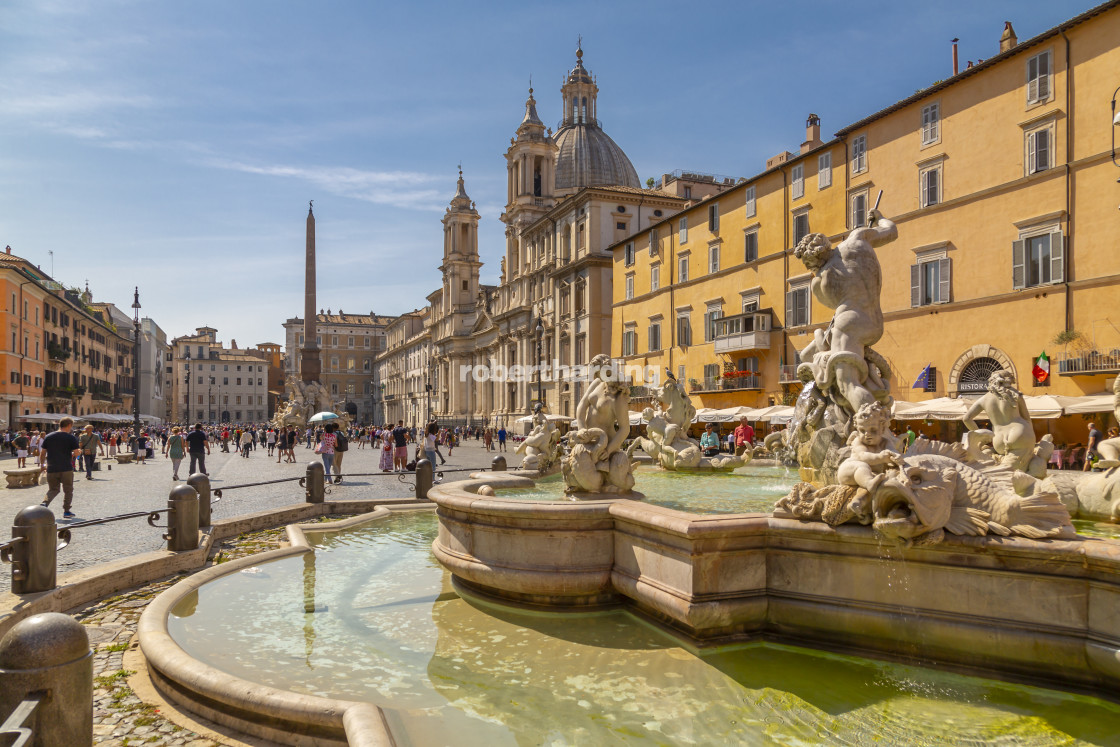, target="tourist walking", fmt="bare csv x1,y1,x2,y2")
391,420,409,472
1087,422,1105,471
332,428,348,483
316,424,337,480
39,417,82,519
239,429,253,458
423,424,439,466
13,430,30,468
186,423,210,476
164,426,186,480
78,424,105,480
379,431,394,472
136,431,150,464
